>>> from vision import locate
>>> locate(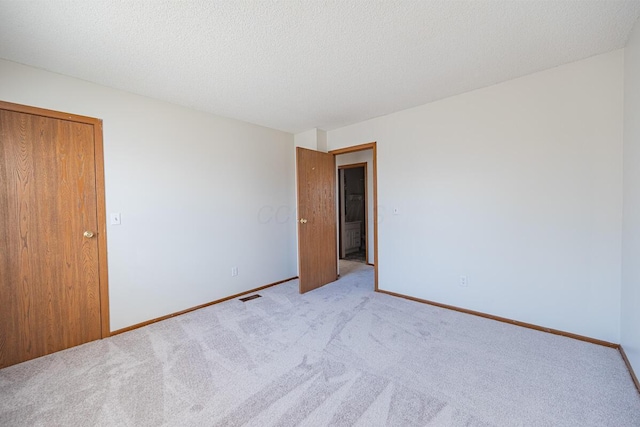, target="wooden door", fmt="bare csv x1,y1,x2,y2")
296,147,337,293
0,102,108,369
